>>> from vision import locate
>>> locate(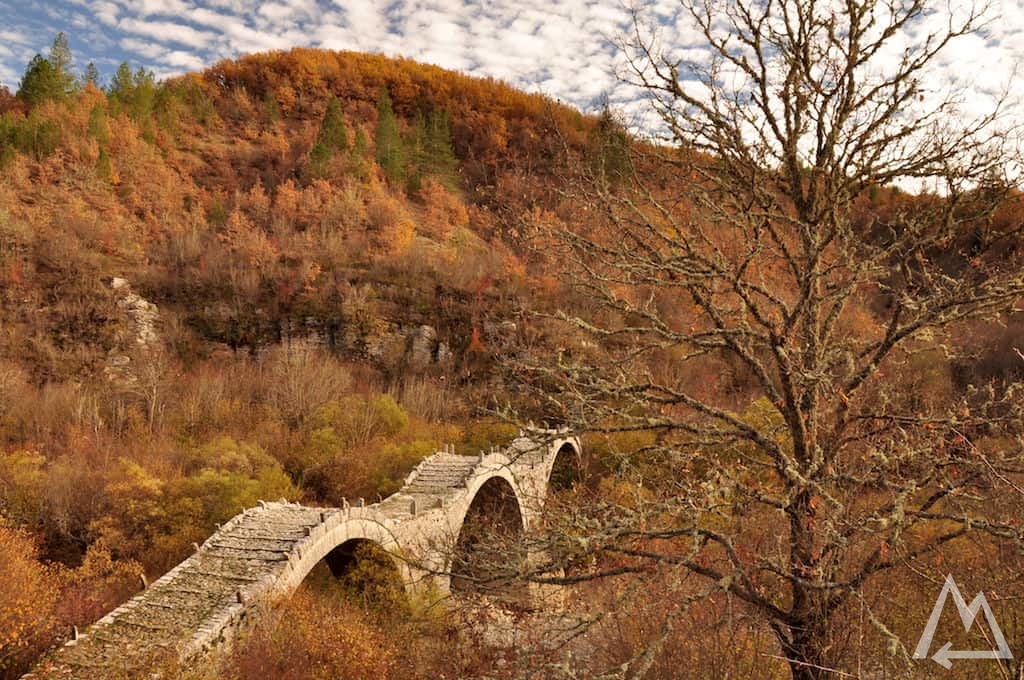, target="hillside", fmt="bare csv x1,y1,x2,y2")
0,48,599,379
3,42,1024,680
0,47,613,678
